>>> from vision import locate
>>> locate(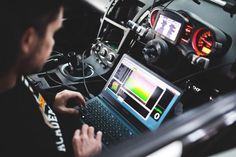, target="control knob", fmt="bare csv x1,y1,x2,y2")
107,53,115,62
99,48,108,57
91,43,101,54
